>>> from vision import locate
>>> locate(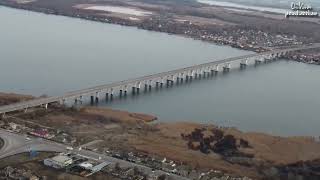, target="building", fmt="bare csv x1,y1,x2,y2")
30,128,55,139
8,123,18,130
78,162,93,170
43,155,73,169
